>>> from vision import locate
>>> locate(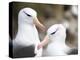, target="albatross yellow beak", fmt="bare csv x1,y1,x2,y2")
33,17,46,32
